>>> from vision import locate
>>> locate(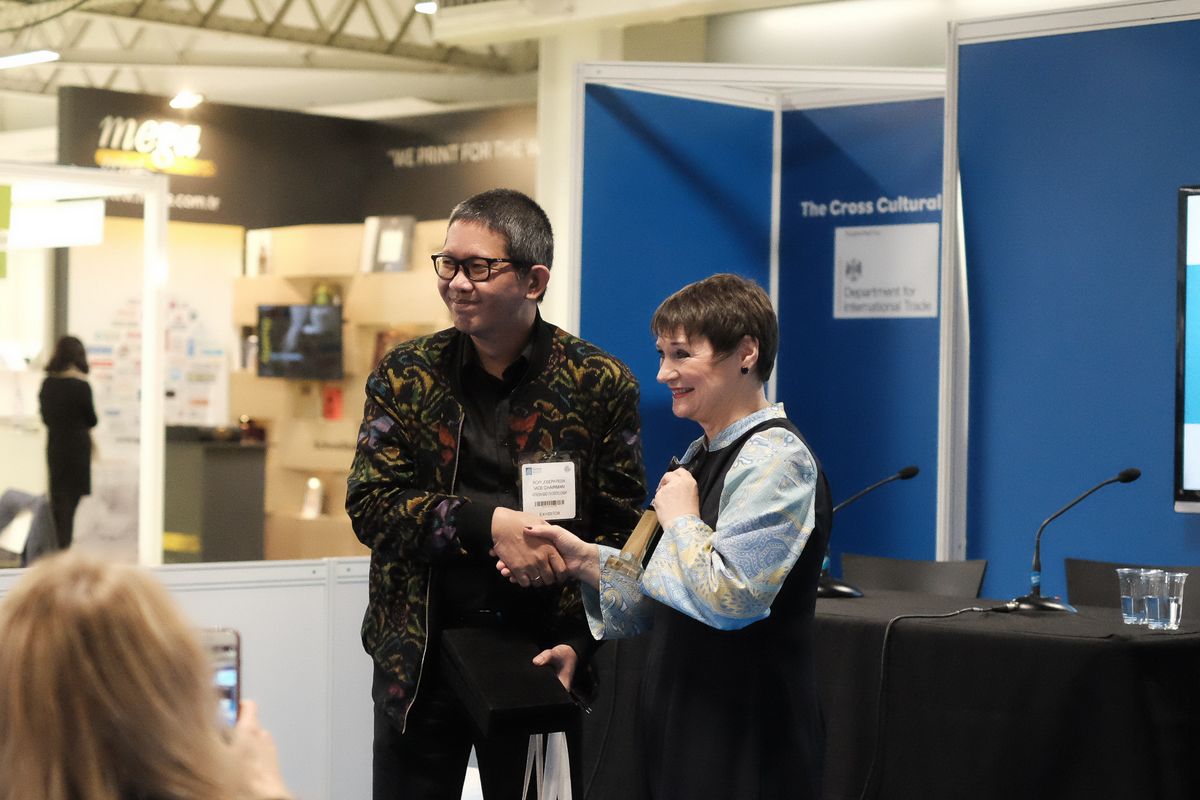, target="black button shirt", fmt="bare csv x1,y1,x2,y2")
439,332,538,625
